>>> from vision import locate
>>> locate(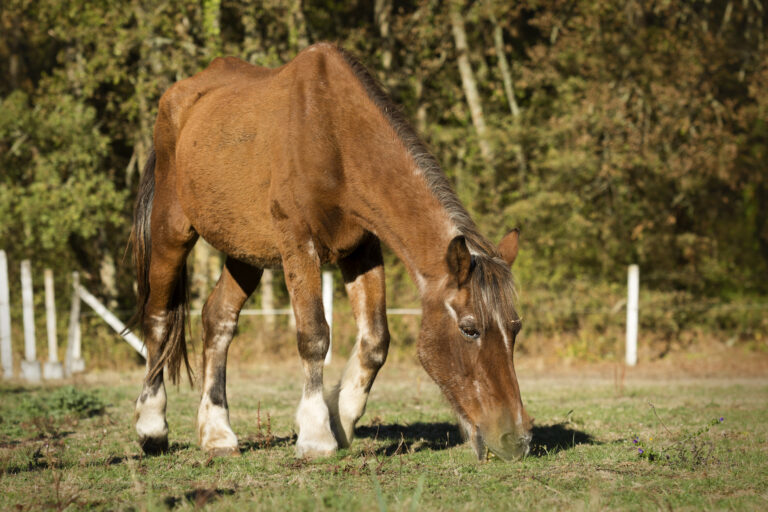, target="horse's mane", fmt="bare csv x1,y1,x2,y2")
334,45,519,328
